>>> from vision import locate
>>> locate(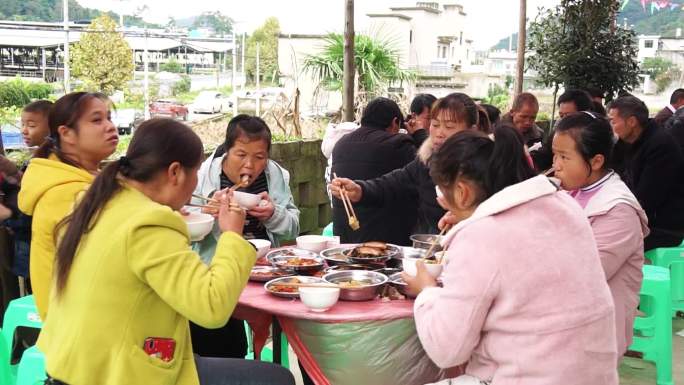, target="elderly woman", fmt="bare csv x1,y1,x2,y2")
190,114,299,359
